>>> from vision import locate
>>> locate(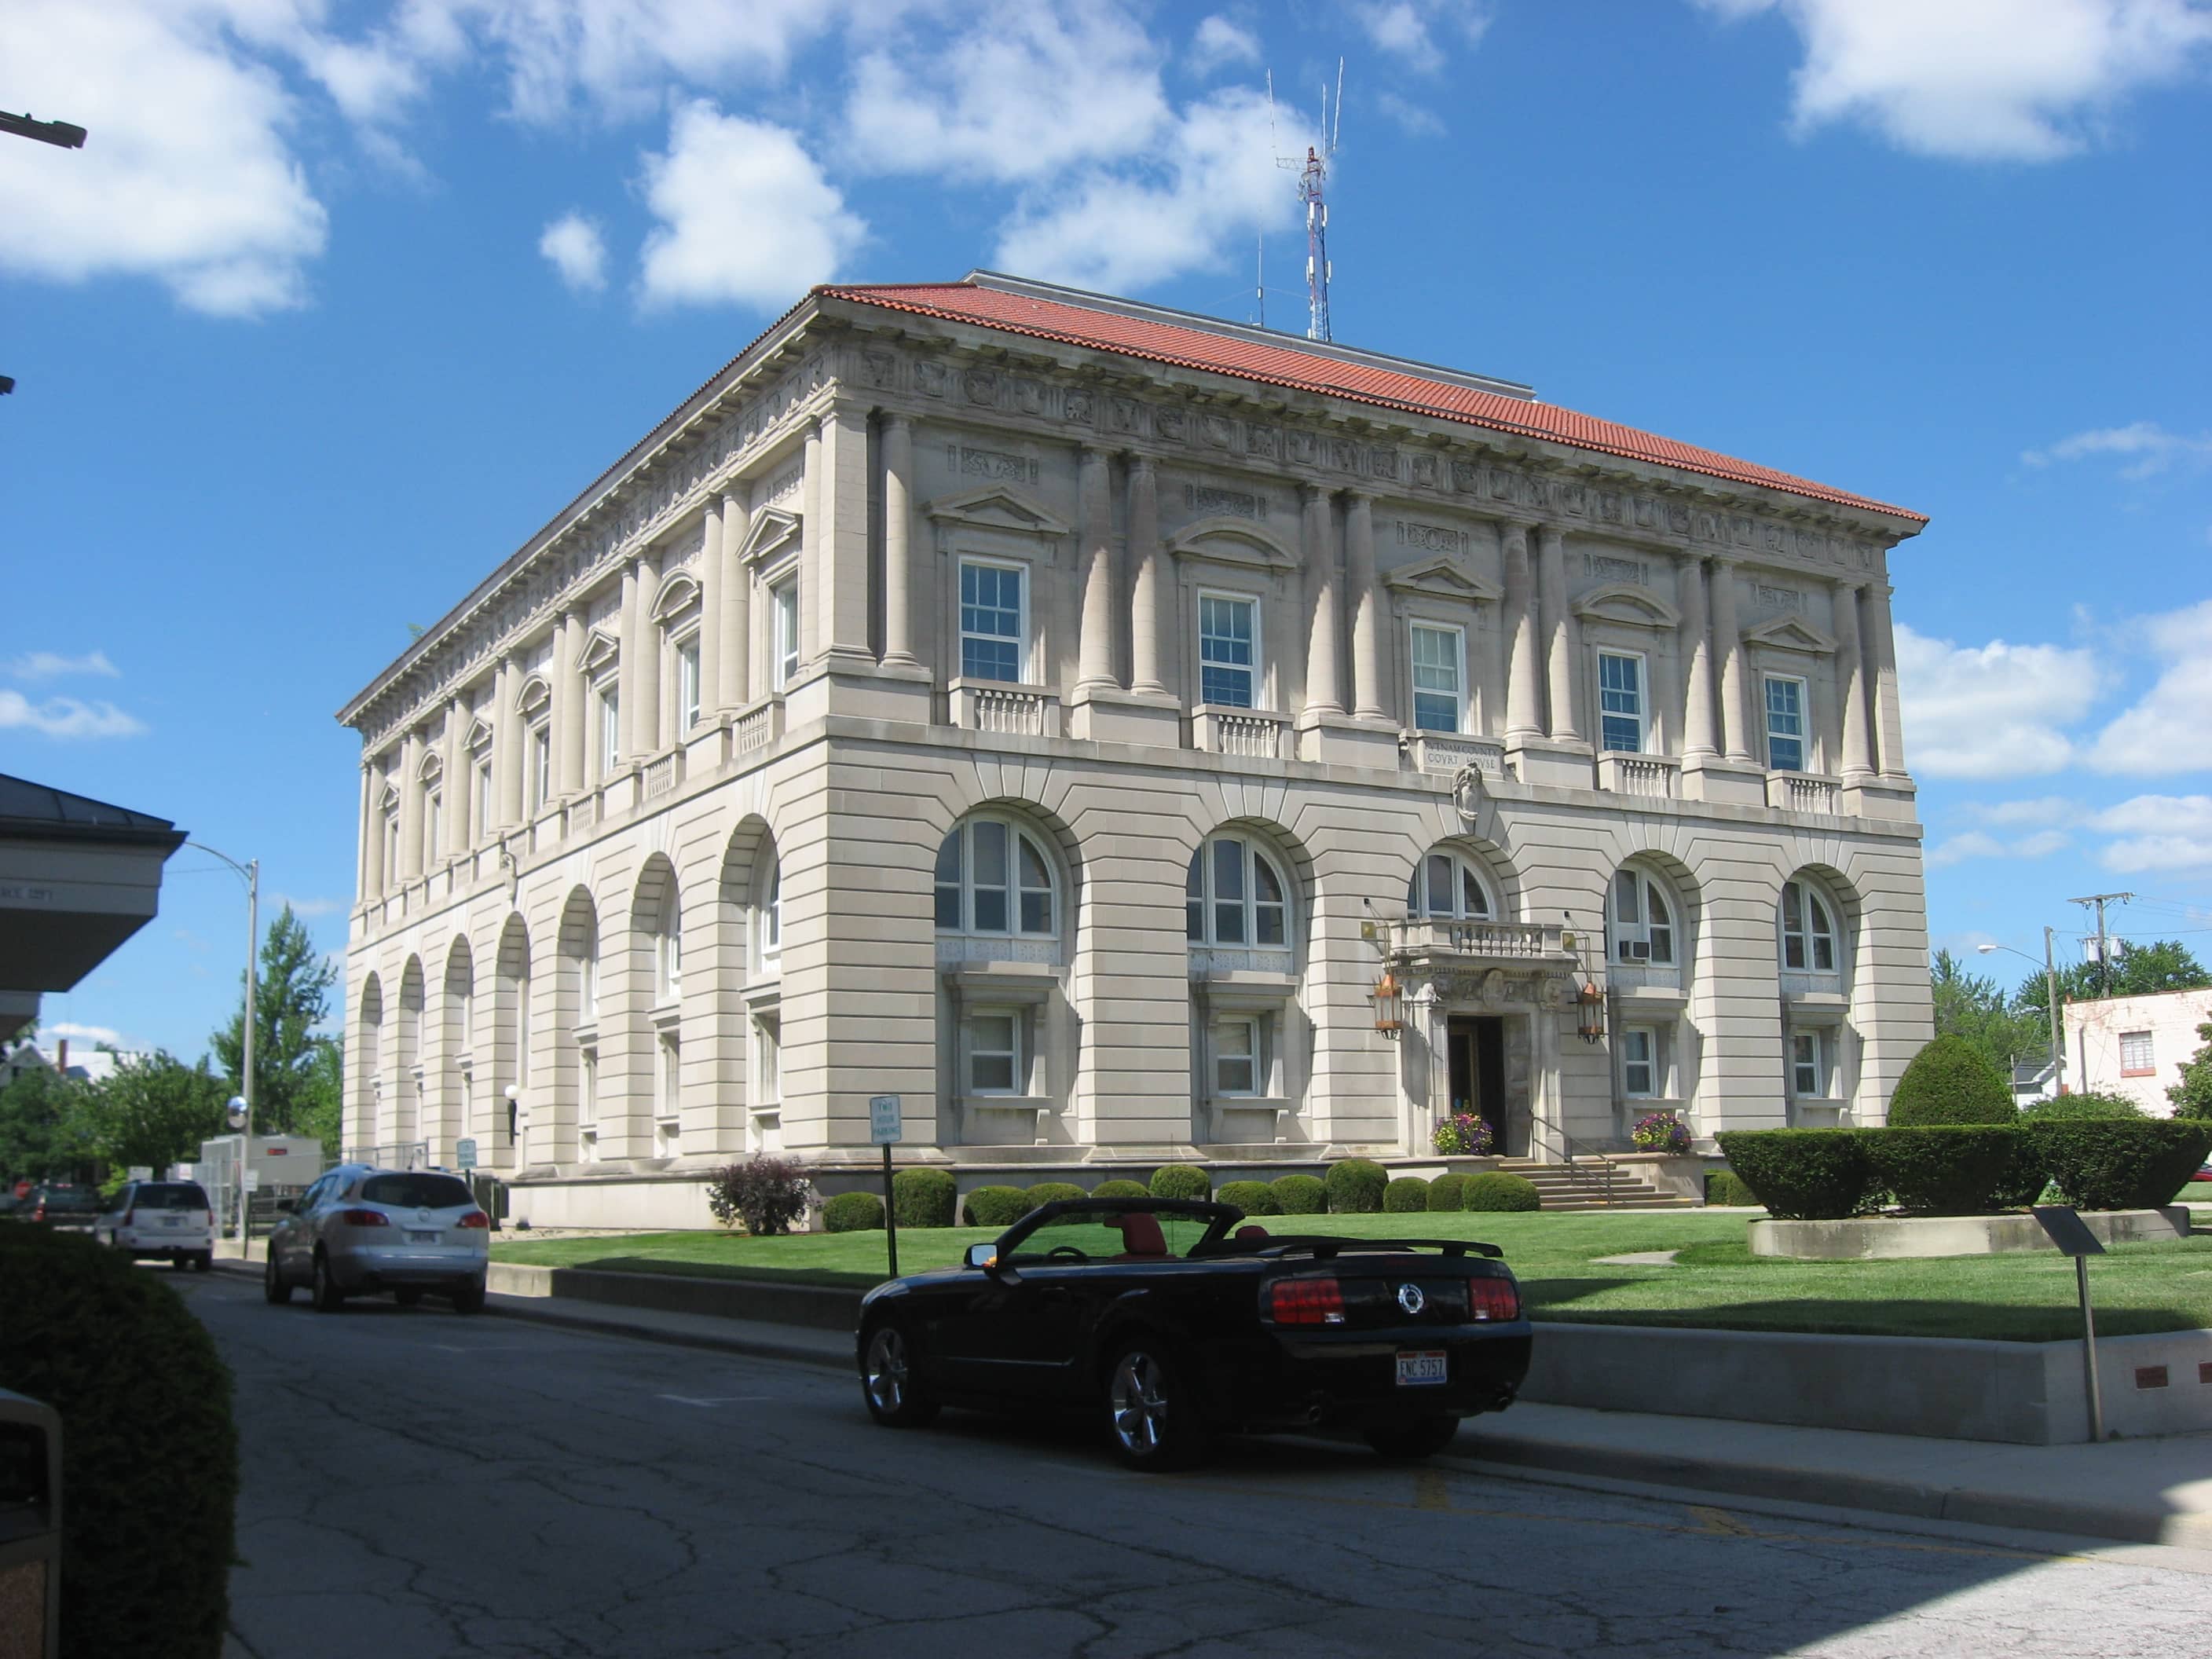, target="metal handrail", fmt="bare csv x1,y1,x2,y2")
1551,1127,1619,1207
